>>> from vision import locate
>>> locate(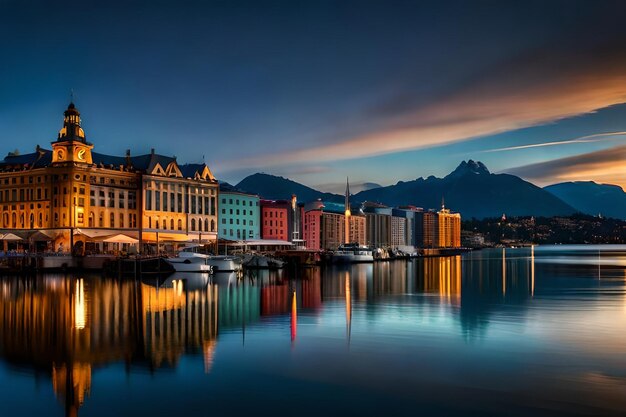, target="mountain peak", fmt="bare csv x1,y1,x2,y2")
447,160,490,178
